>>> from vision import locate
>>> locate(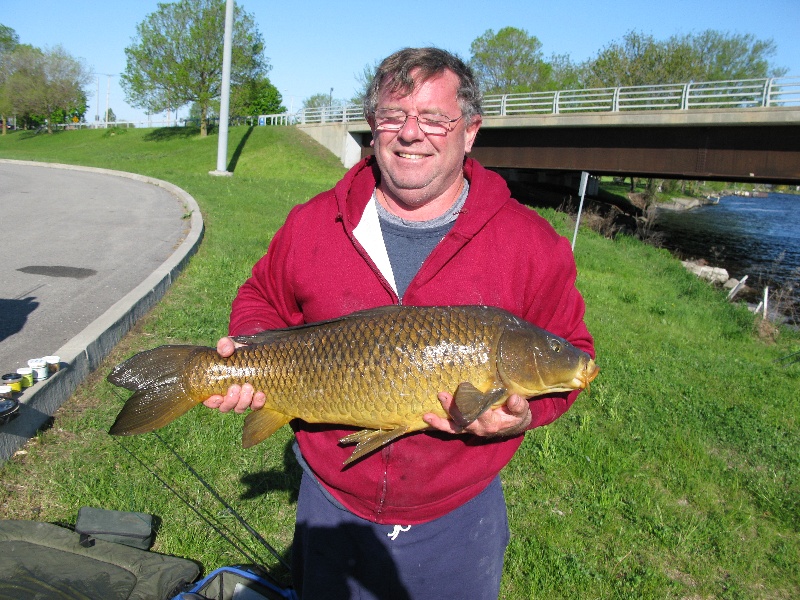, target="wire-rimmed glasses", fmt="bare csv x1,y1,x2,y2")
373,109,464,135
